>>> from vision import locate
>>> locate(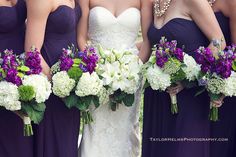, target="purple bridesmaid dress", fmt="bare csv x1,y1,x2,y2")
0,0,34,157
33,4,81,157
142,19,211,157
210,12,236,157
